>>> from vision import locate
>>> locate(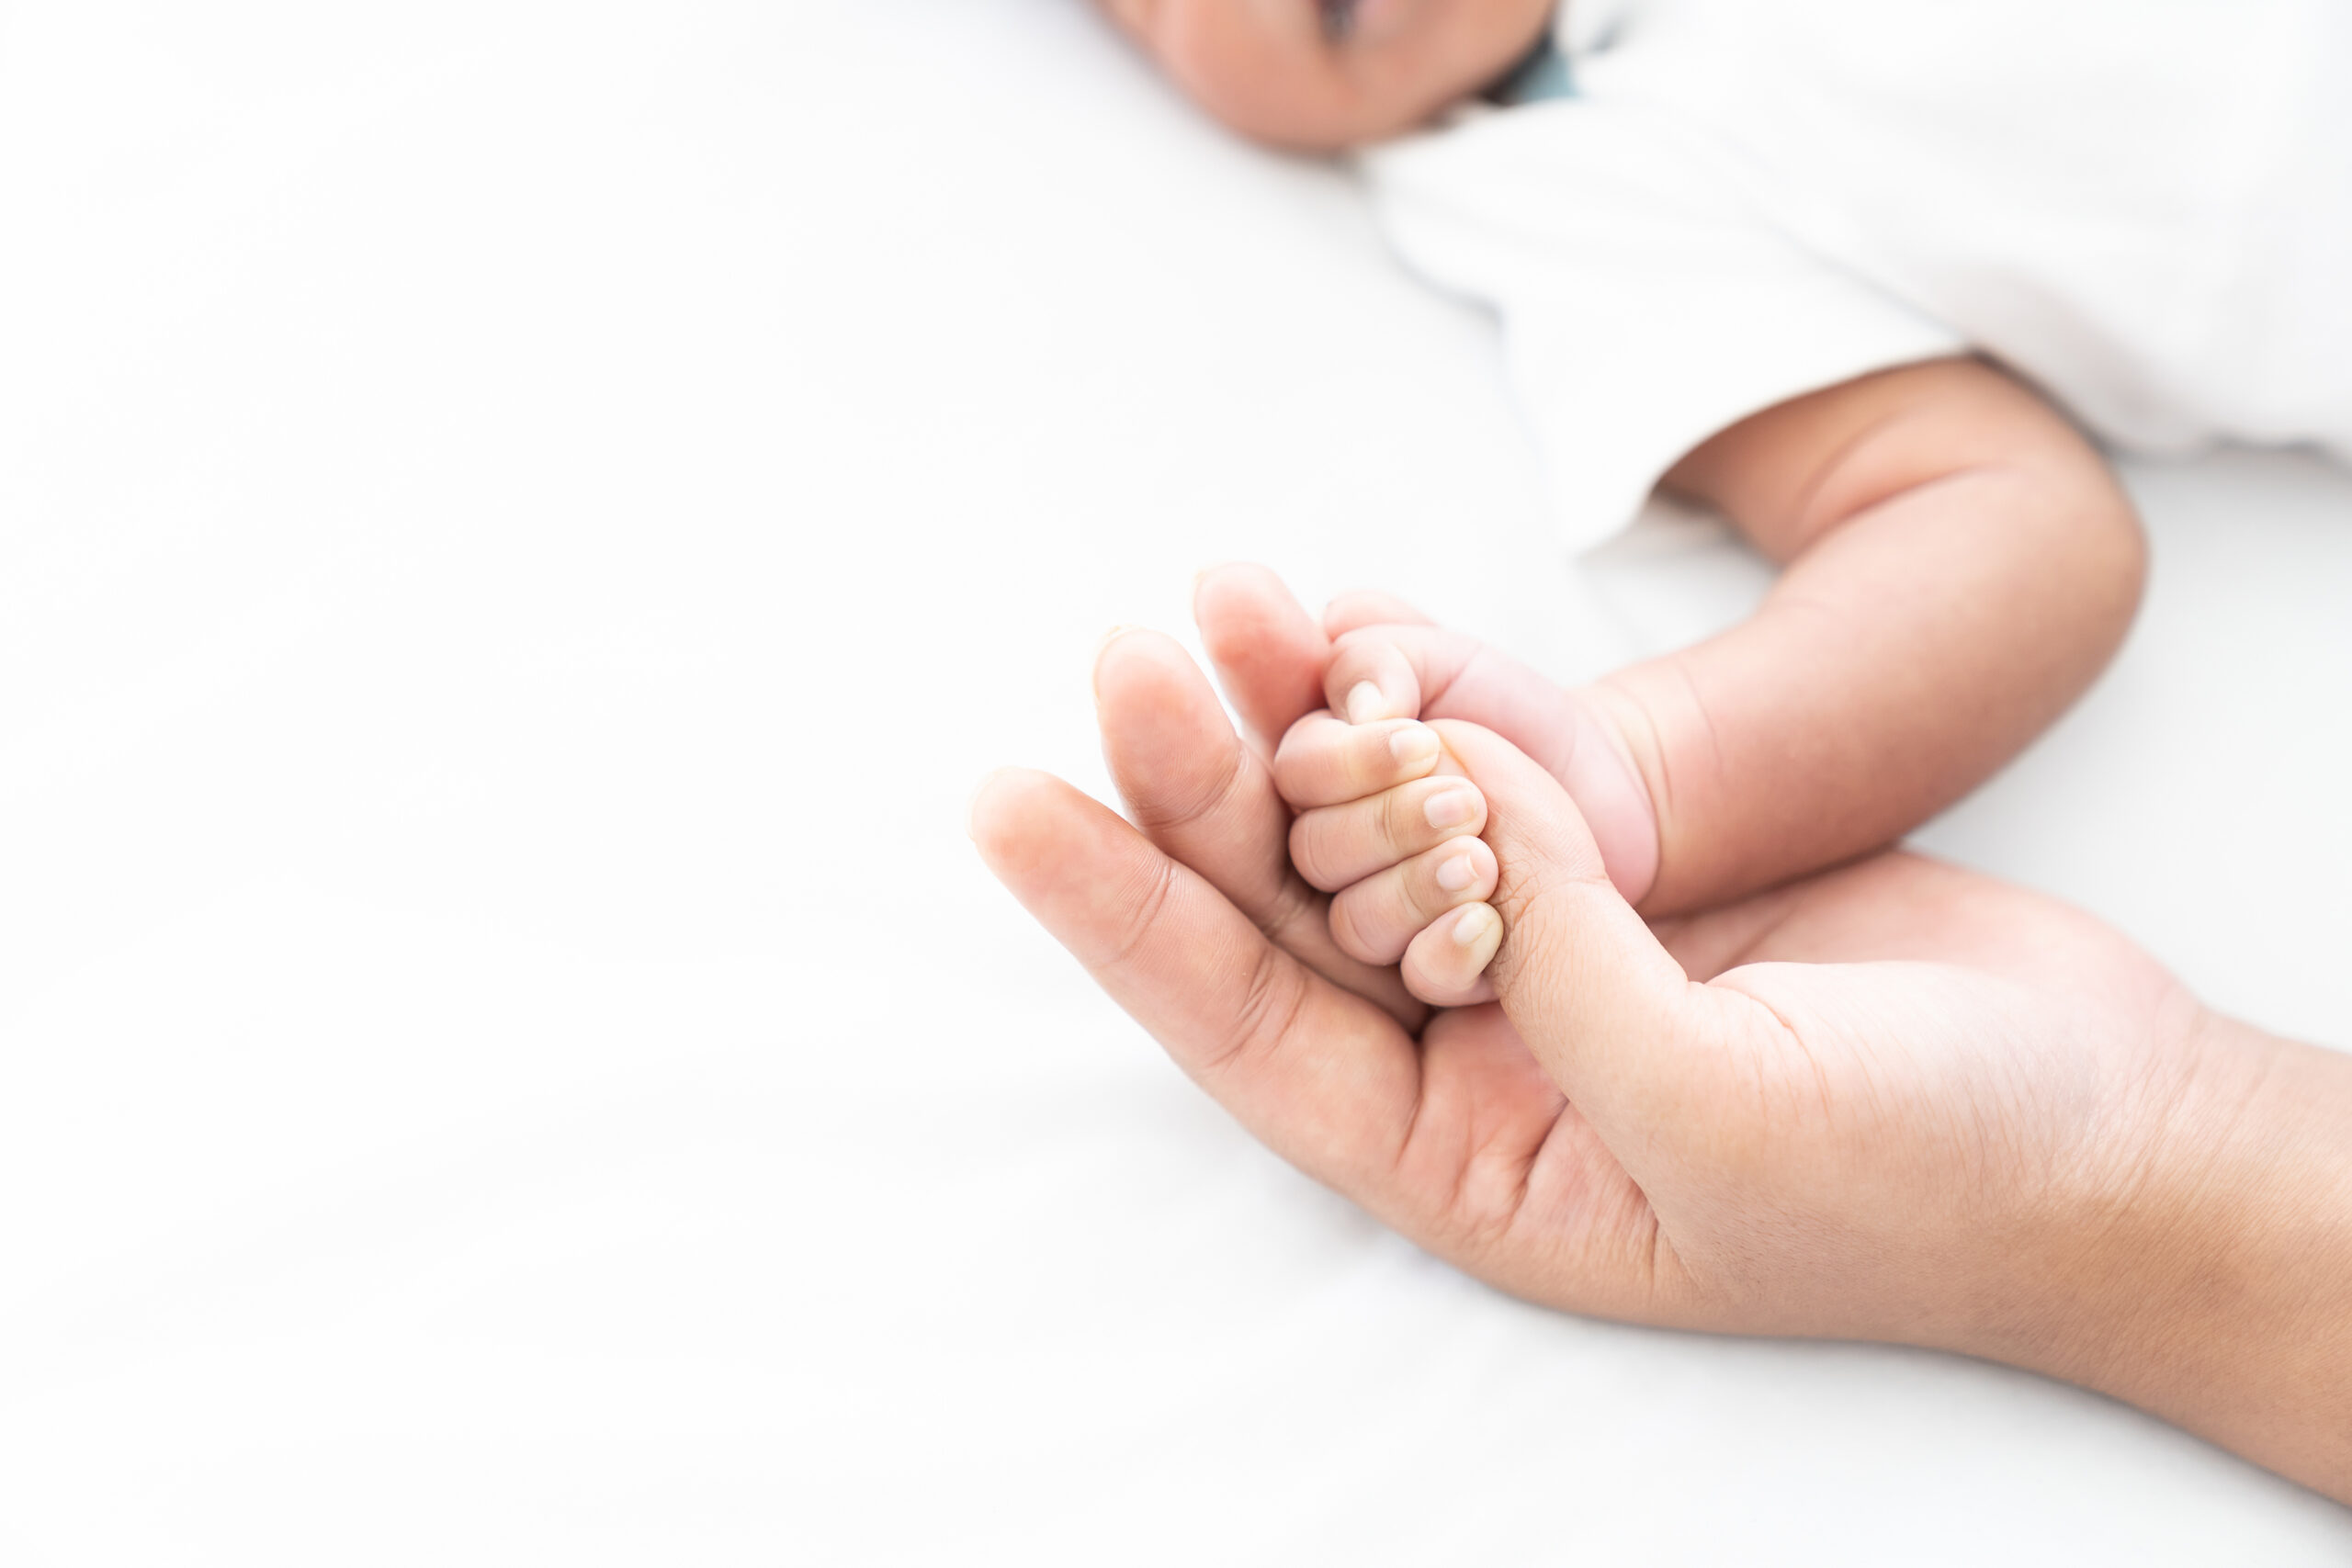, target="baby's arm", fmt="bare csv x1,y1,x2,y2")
1326,356,2145,915
1608,355,2143,910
